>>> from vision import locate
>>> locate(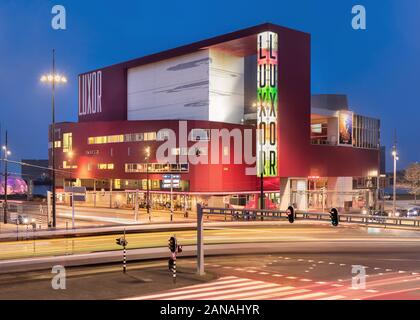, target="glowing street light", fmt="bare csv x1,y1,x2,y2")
40,49,67,228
